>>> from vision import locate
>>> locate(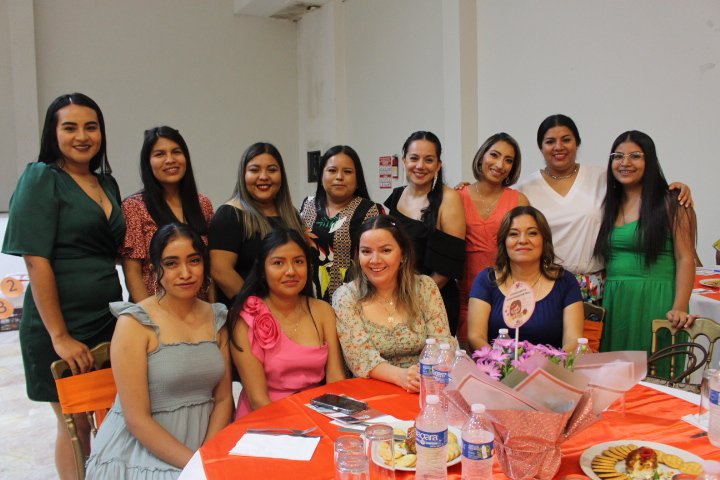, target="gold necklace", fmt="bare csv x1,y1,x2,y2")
377,294,398,326
474,183,502,216
61,164,104,205
510,272,542,294
542,164,578,181
267,299,303,338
